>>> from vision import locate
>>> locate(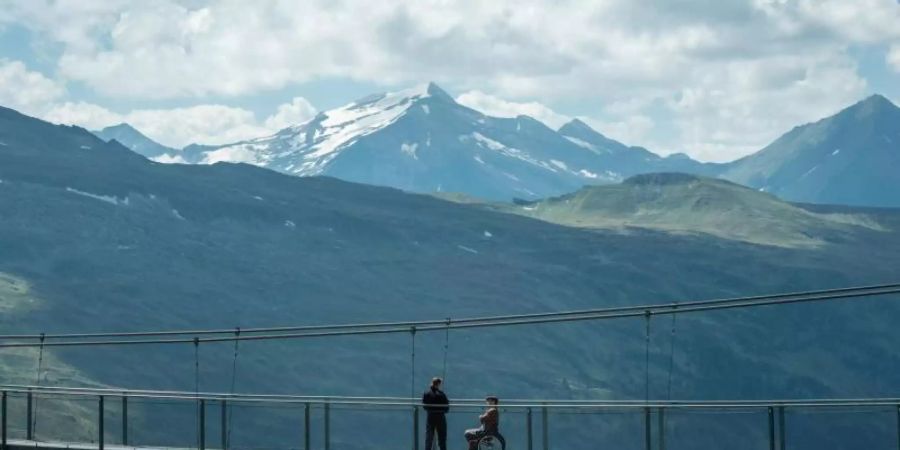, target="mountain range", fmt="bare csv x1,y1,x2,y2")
93,85,900,207
94,83,715,201
4,101,900,449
